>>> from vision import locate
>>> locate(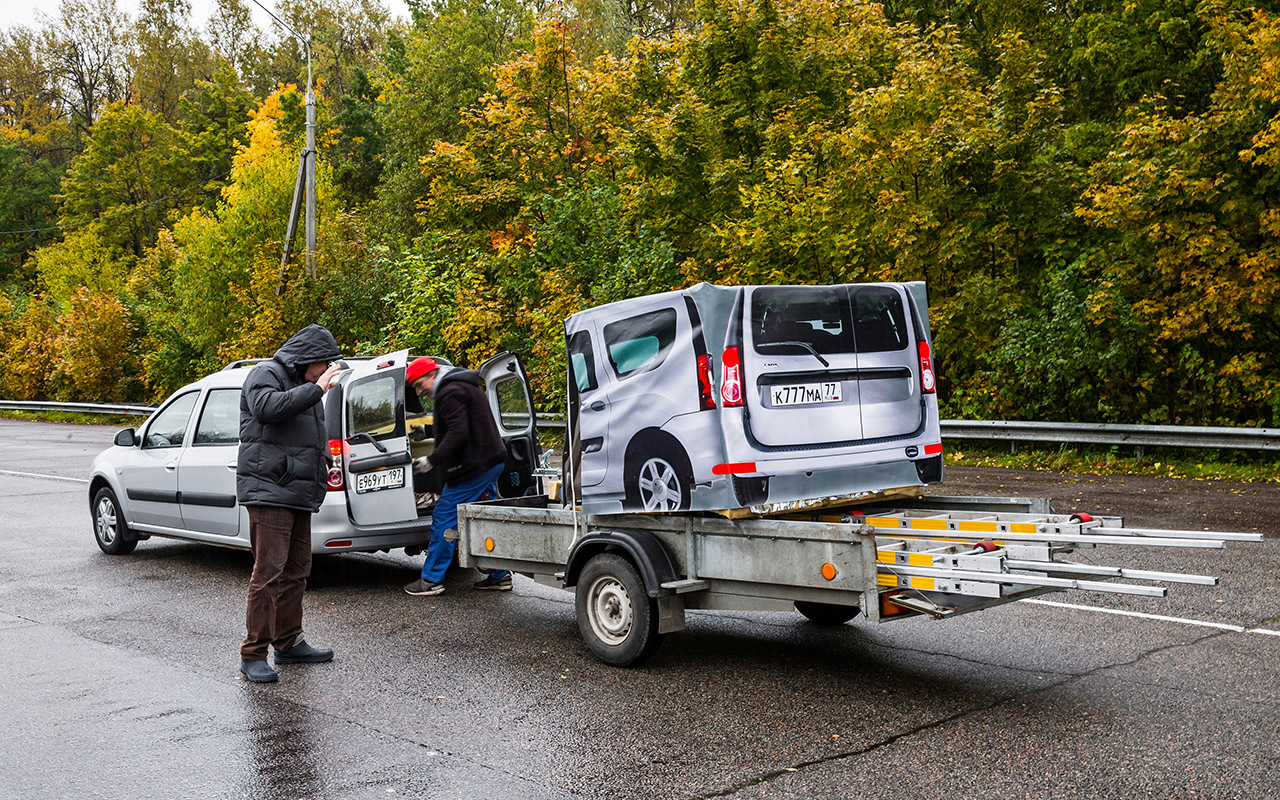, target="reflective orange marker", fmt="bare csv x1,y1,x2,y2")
821,563,838,581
